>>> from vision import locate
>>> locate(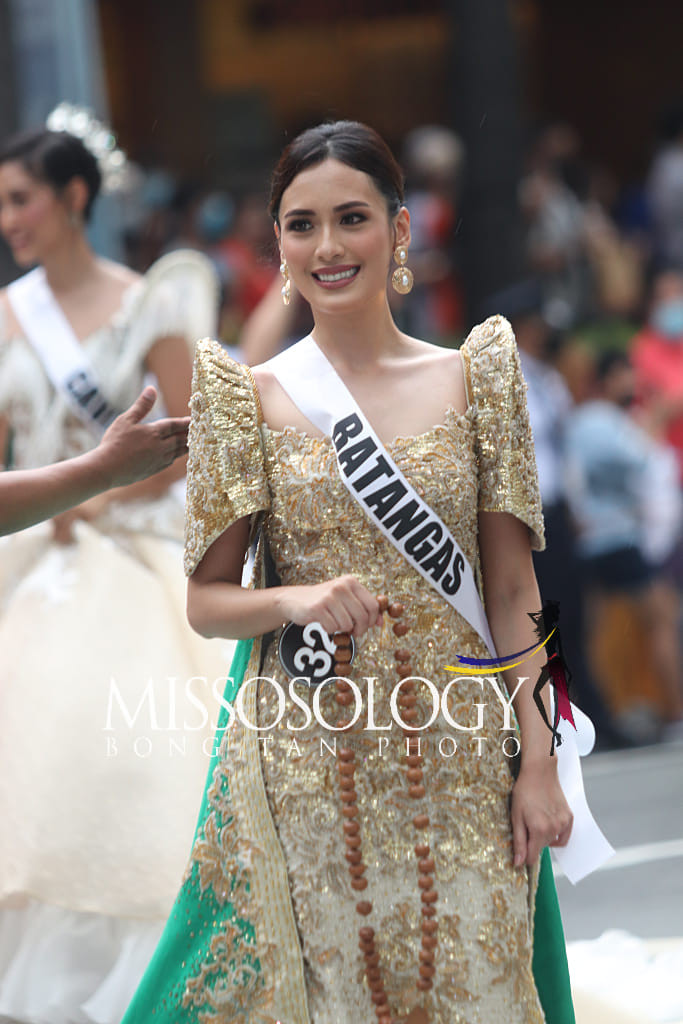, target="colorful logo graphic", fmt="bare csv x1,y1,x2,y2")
446,630,557,676
446,600,575,754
